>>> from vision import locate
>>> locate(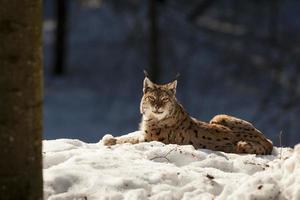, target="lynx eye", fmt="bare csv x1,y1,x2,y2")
146,96,155,101
161,97,169,102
